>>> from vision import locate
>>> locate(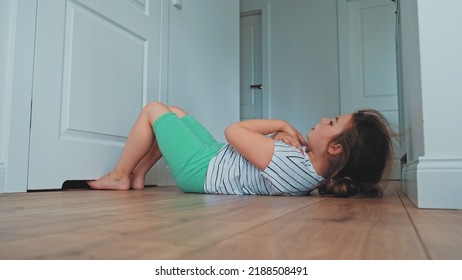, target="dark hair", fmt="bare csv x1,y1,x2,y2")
316,109,395,198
